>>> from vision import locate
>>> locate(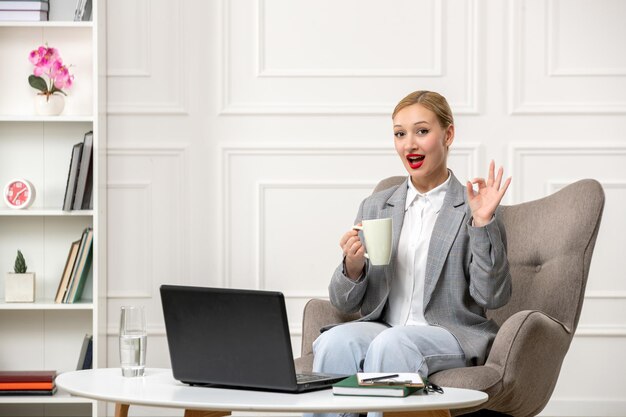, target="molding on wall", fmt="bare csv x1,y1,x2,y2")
107,323,305,337
221,143,480,290
107,102,188,115
107,145,189,154
541,399,626,417
546,179,626,199
107,1,188,115
546,0,626,77
281,291,329,299
221,144,395,289
219,0,479,115
584,291,626,299
107,145,190,301
508,0,626,114
508,143,626,203
256,0,443,78
575,325,626,337
106,181,153,299
107,0,151,78
256,181,377,292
